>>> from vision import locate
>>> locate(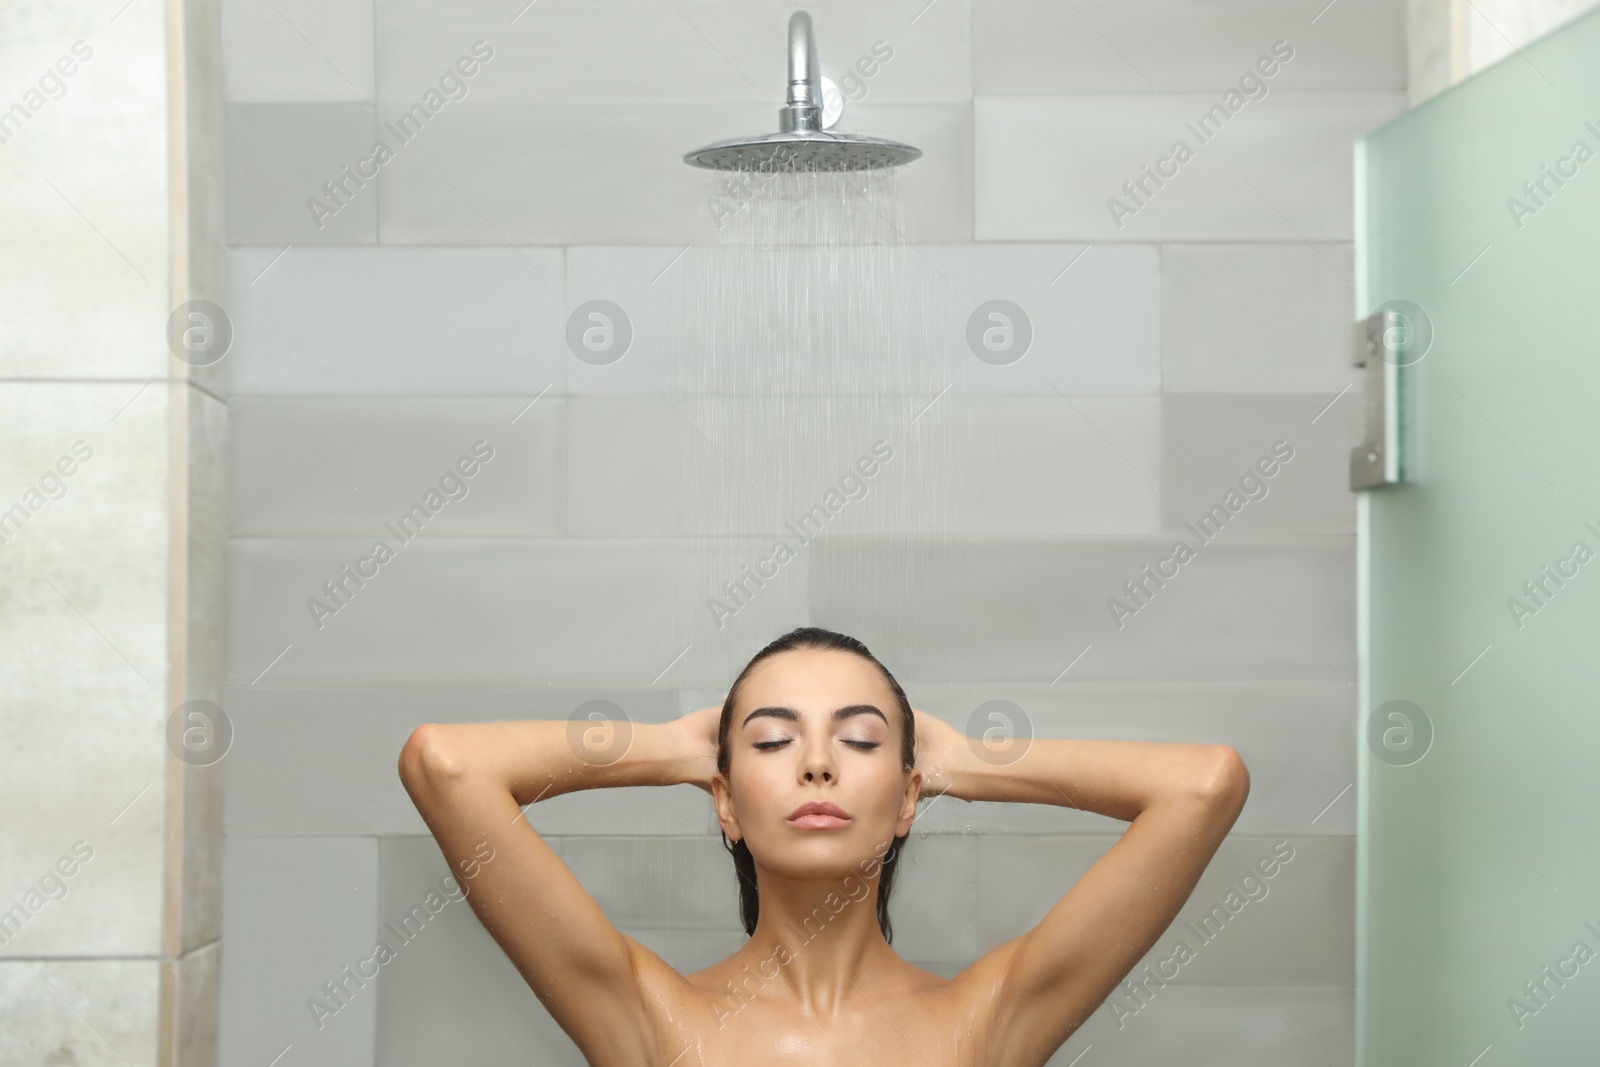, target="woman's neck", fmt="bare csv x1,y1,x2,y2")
730,872,904,1016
